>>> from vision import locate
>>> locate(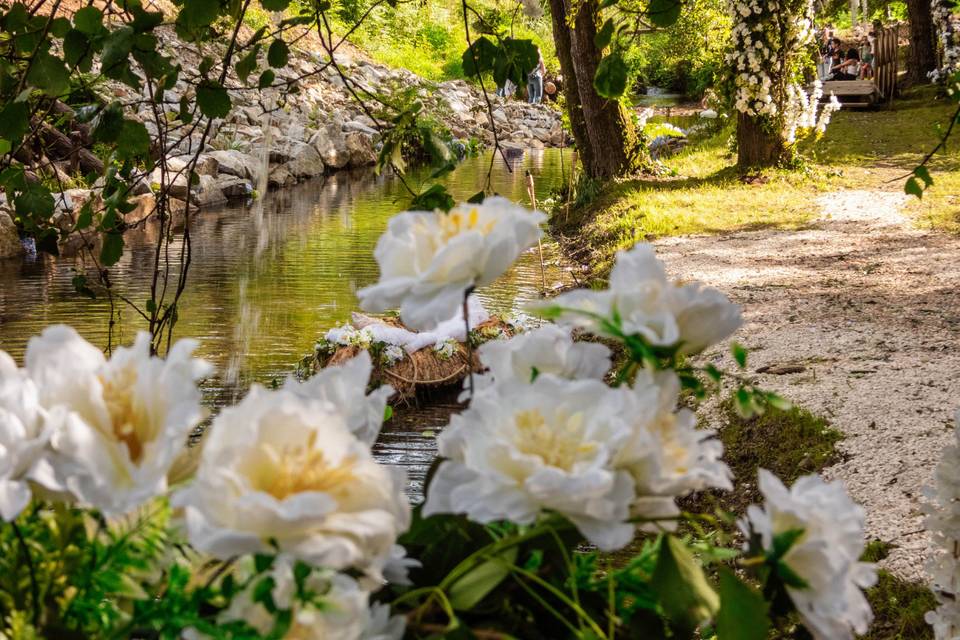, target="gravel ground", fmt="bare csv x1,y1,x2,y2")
653,189,960,582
